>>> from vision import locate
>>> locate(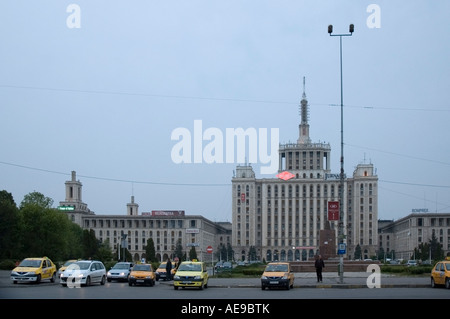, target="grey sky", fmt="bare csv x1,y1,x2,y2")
1,1,449,222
